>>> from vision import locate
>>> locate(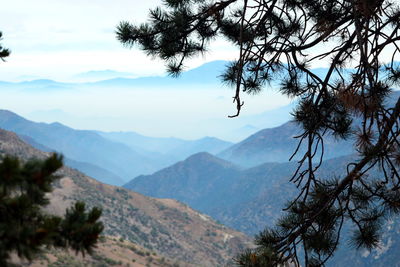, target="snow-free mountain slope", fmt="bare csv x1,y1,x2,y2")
0,110,156,184
218,121,354,167
0,128,251,266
